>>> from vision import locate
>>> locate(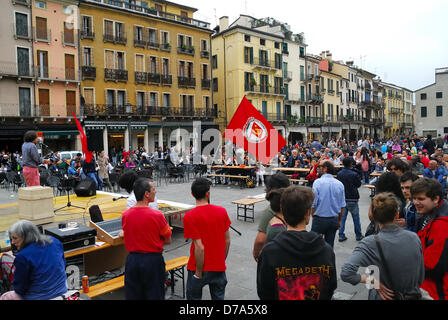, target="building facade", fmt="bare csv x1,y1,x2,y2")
212,15,287,137
414,67,448,137
0,0,80,152
79,0,215,155
383,82,404,137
